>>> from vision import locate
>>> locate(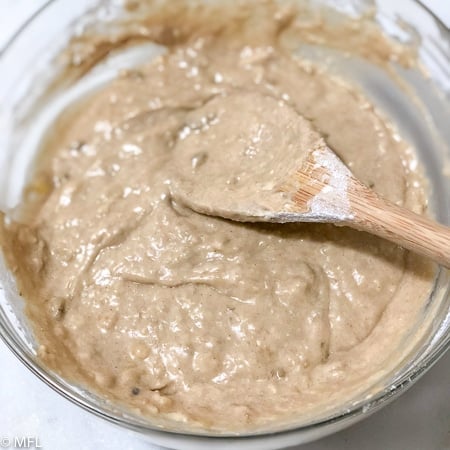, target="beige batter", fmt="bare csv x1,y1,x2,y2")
0,1,435,432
